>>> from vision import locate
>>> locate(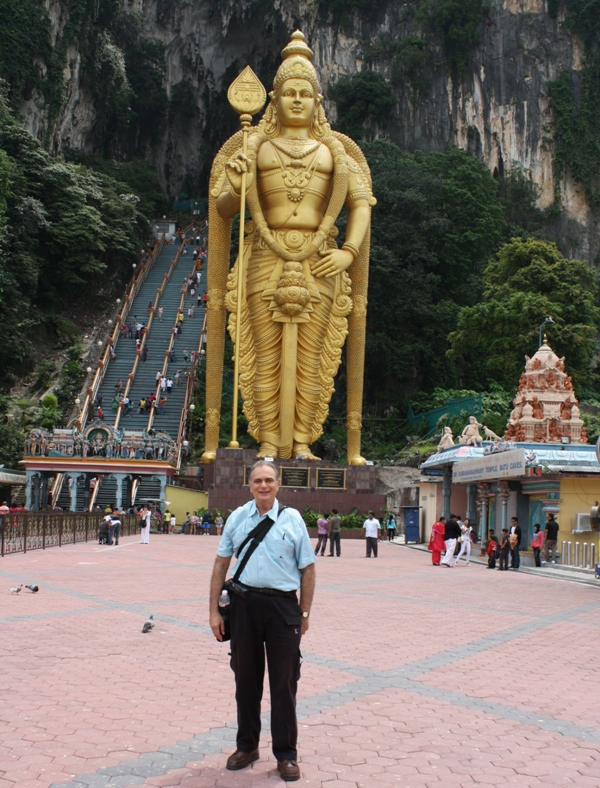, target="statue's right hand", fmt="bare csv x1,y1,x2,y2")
225,153,253,195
